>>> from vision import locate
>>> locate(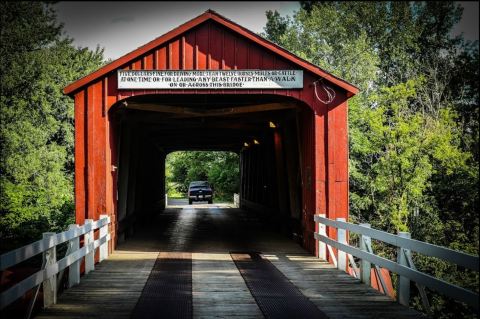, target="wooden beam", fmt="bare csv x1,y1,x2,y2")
123,107,294,127
164,145,240,151
155,139,245,145
152,130,272,149
143,121,264,132
125,102,199,115
125,102,297,118
146,128,265,137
